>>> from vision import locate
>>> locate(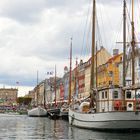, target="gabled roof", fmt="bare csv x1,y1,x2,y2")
107,53,123,63
86,46,112,67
